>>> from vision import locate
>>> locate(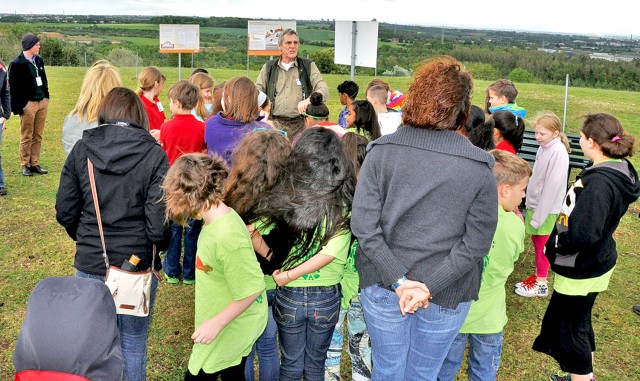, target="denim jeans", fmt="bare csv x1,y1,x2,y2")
164,219,202,280
438,332,503,381
361,284,471,381
76,269,158,381
324,294,372,381
274,285,341,381
245,289,279,381
0,123,5,188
